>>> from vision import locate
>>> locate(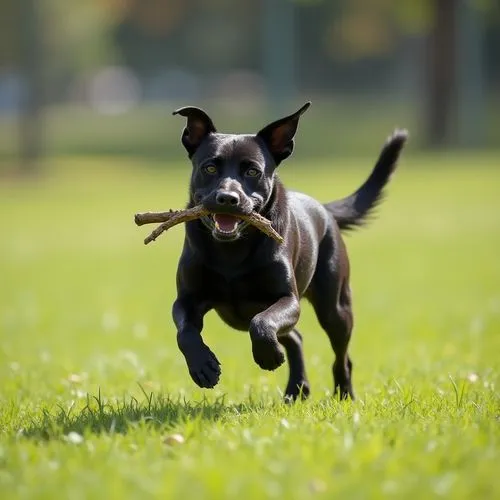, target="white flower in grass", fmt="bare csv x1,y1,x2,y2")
353,411,361,425
70,389,87,399
67,373,87,384
64,432,84,445
280,418,290,429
